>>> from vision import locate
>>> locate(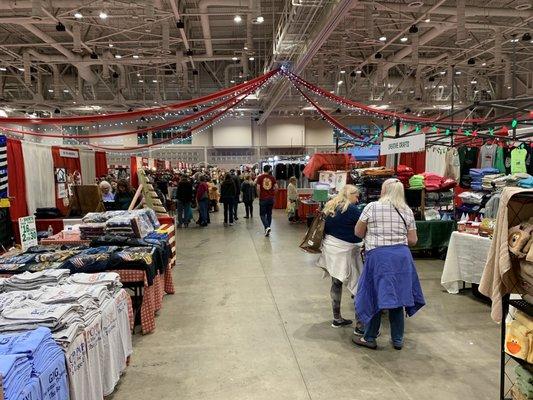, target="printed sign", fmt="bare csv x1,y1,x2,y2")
59,149,79,158
57,183,67,199
0,198,9,208
18,216,38,250
380,134,425,155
